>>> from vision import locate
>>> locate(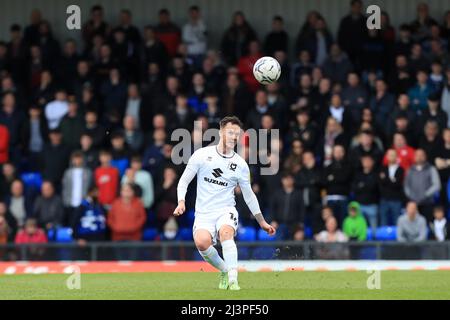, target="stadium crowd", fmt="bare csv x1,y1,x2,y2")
0,0,450,247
